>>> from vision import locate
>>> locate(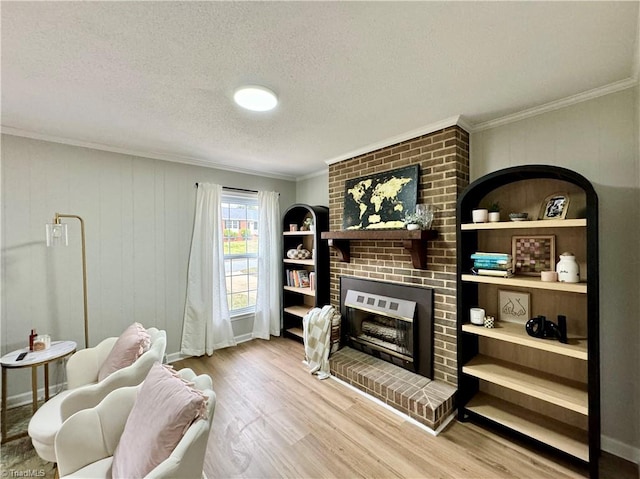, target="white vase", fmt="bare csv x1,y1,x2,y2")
557,252,580,283
406,223,420,230
415,204,435,229
472,209,488,223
